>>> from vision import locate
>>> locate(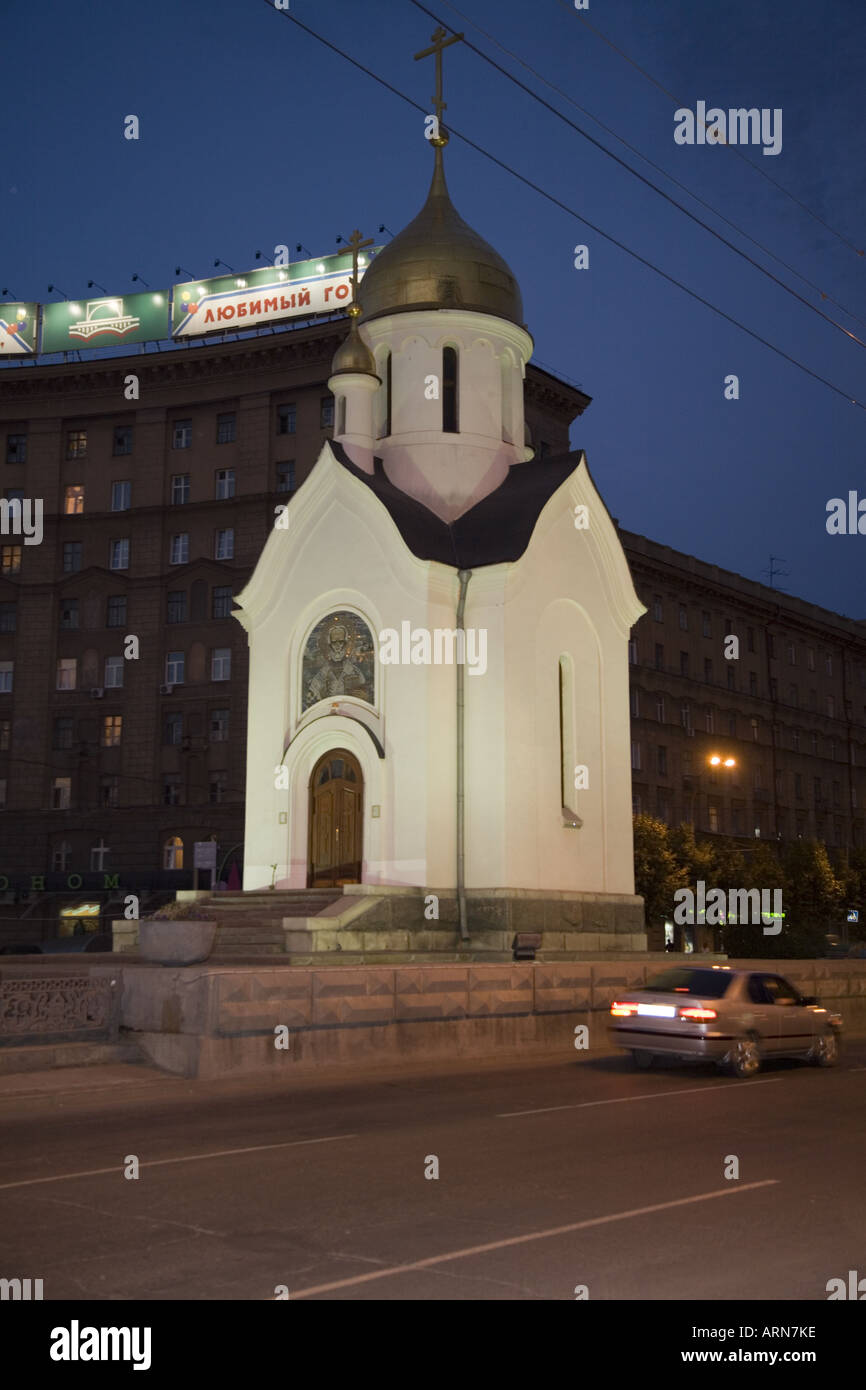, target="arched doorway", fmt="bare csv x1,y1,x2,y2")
308,749,364,886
